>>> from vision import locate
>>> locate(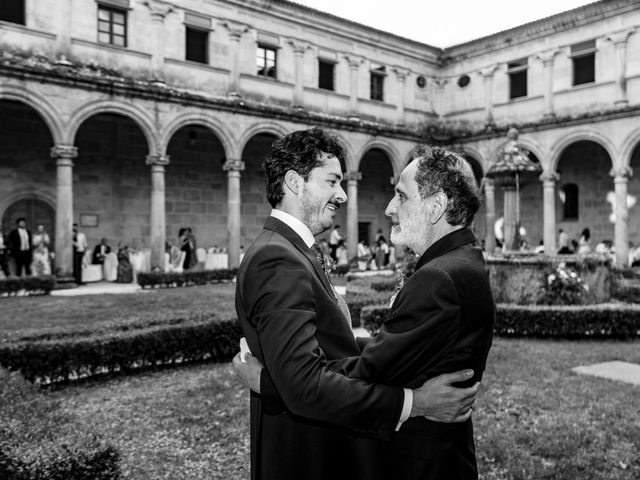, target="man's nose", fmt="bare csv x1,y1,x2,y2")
336,184,347,204
385,198,396,217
